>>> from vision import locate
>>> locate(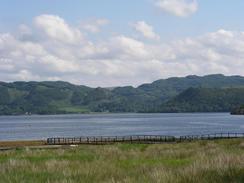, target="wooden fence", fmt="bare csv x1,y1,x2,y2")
47,132,244,145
